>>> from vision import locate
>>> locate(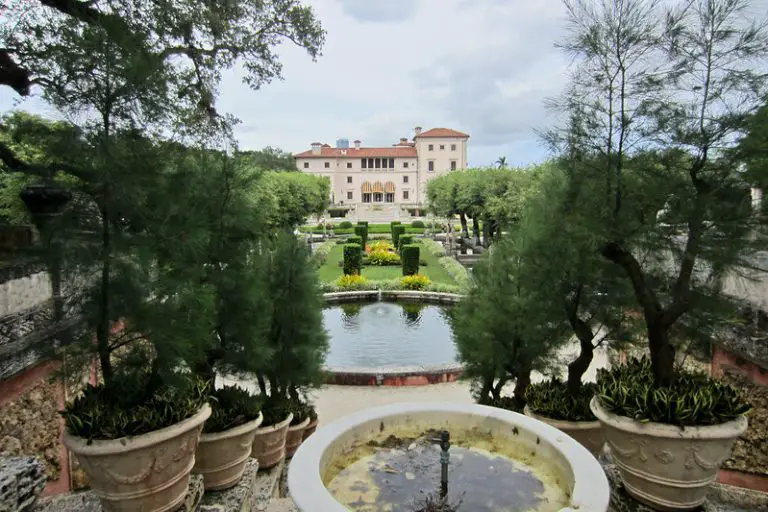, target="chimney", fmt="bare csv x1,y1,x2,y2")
311,142,322,155
414,126,422,136
353,140,361,149
400,137,408,144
